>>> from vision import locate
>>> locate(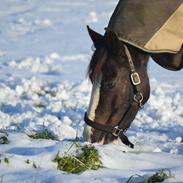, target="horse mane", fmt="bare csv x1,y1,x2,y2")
87,47,108,83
